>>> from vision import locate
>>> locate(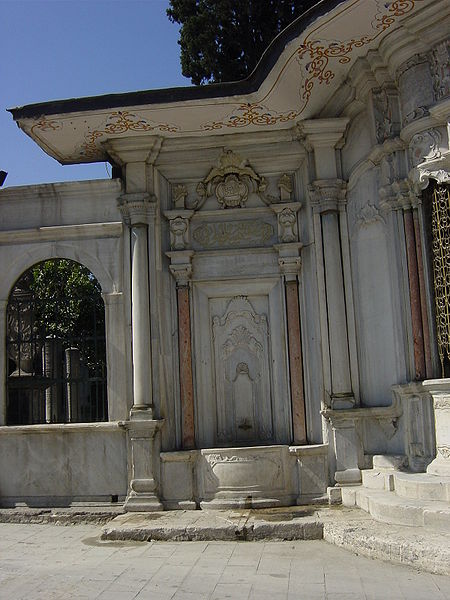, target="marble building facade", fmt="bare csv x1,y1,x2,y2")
0,0,449,511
